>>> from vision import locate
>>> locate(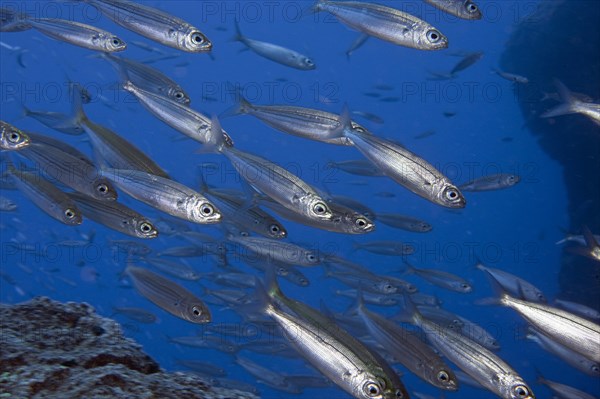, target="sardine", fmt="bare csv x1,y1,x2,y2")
327,159,386,176
143,257,201,281
235,356,302,394
353,240,415,256
126,265,210,323
69,192,157,238
423,0,482,20
404,262,472,293
0,121,30,150
537,374,596,399
458,173,520,192
228,235,320,267
81,0,211,52
234,21,315,70
476,261,546,303
554,299,600,321
375,213,432,232
111,306,157,323
313,0,448,50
